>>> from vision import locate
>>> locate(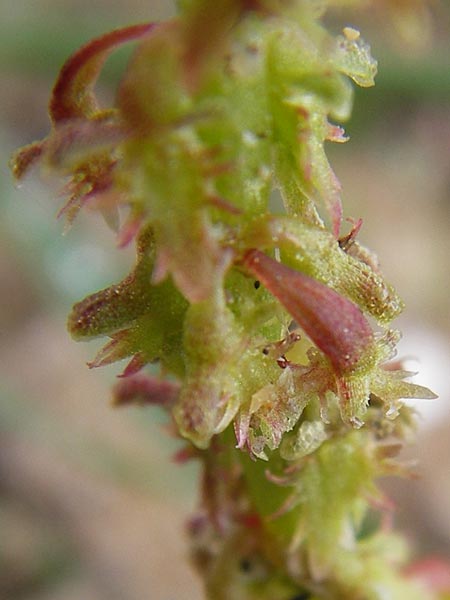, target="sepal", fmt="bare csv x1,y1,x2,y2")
113,374,180,407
